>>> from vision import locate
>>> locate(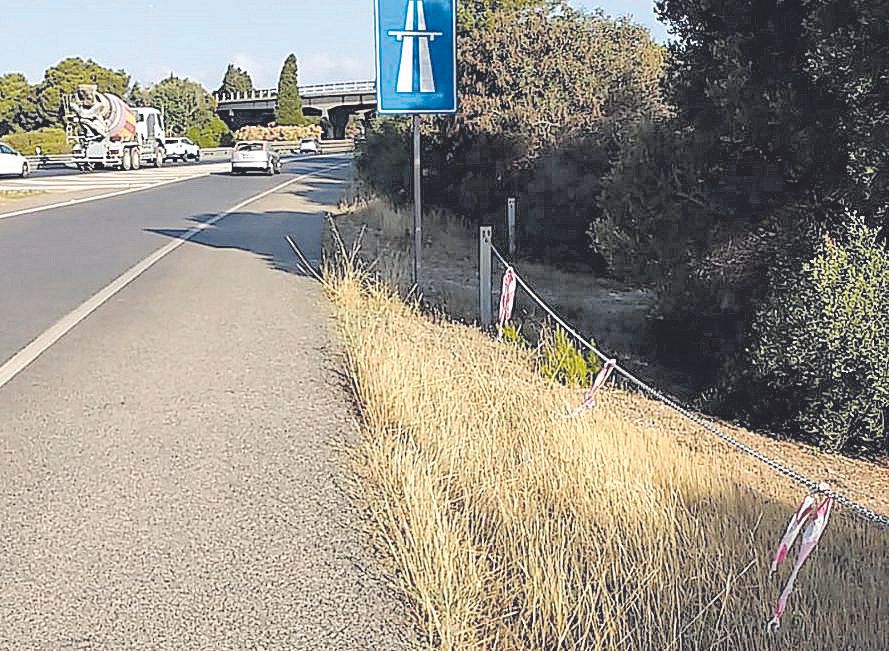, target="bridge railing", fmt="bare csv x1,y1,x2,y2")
216,81,376,103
